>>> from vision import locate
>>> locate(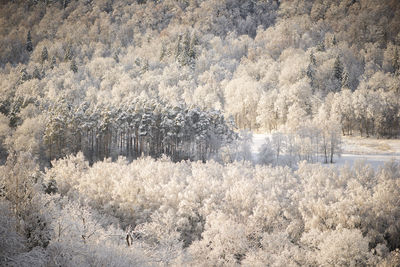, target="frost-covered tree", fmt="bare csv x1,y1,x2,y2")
70,59,78,73
333,55,344,90
1,0,400,265
50,55,56,69
0,113,10,158
315,105,341,163
41,46,48,63
26,30,33,52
